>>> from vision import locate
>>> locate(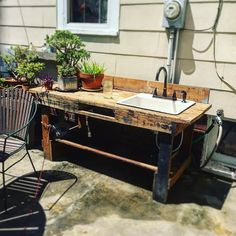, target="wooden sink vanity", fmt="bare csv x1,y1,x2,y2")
31,76,211,203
